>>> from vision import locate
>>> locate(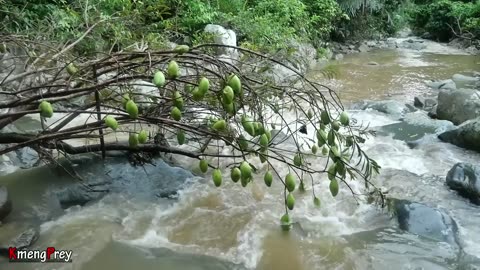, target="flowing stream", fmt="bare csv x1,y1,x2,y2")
0,39,479,270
